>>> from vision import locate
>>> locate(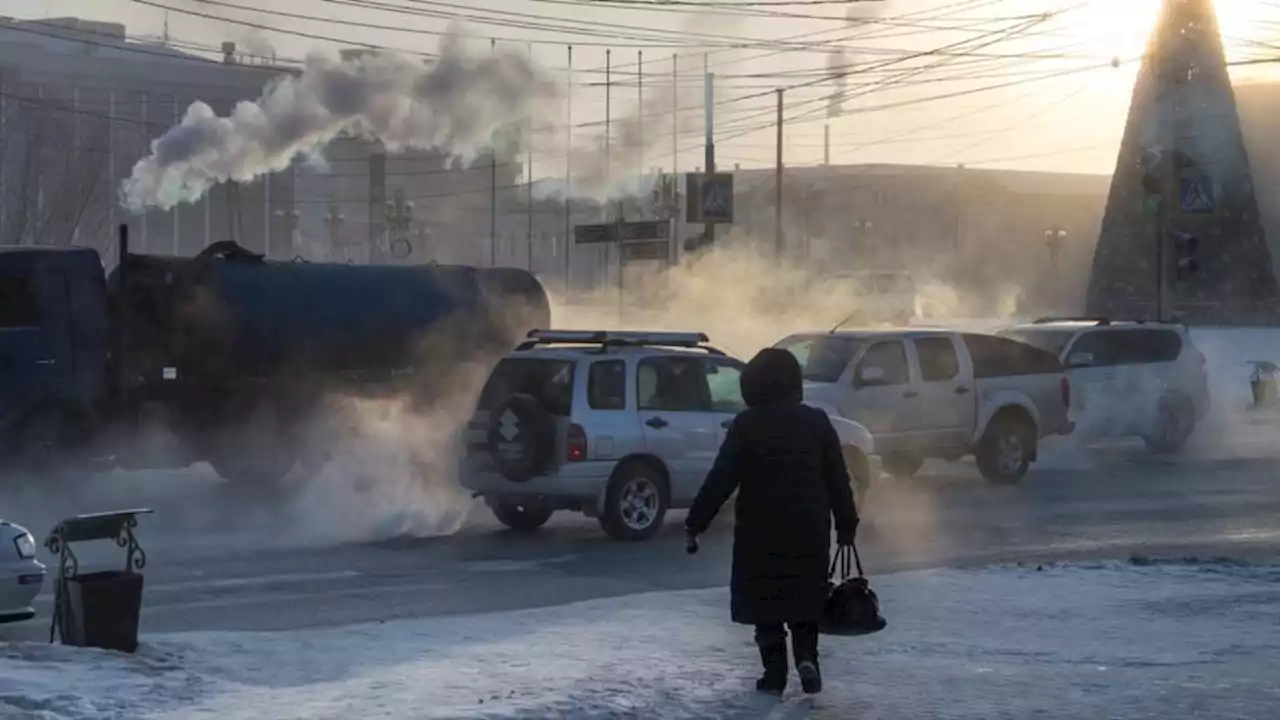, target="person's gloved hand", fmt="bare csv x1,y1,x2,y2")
685,528,700,555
